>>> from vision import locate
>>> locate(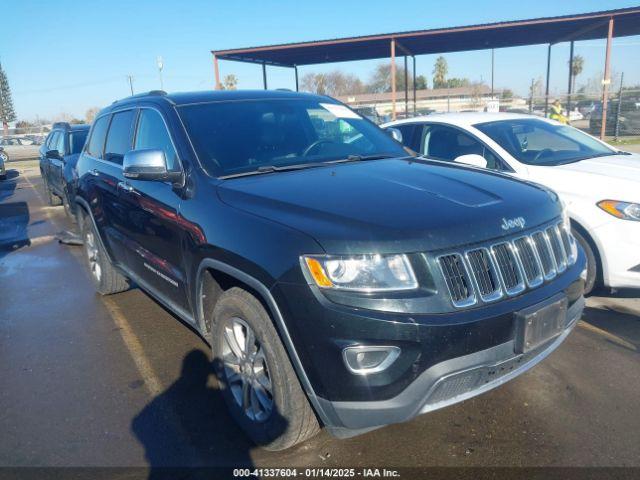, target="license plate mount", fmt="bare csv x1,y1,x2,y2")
514,294,568,354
